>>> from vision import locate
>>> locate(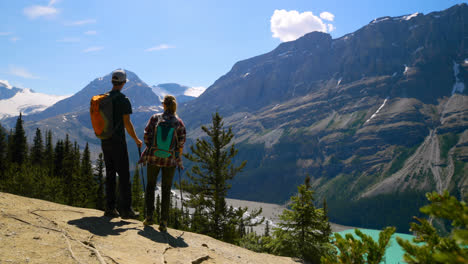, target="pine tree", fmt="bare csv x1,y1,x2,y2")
70,141,81,206
264,220,270,237
321,227,395,264
155,194,161,223
396,191,468,263
268,175,334,263
95,153,105,210
44,130,54,176
62,135,75,205
12,113,27,164
80,143,95,207
31,128,44,166
7,129,14,163
131,166,144,217
0,124,7,181
54,140,64,178
183,112,247,241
